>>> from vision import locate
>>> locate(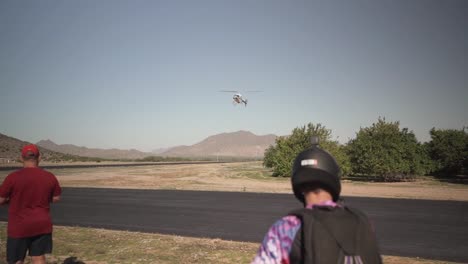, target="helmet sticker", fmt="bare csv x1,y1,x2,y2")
301,159,318,166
